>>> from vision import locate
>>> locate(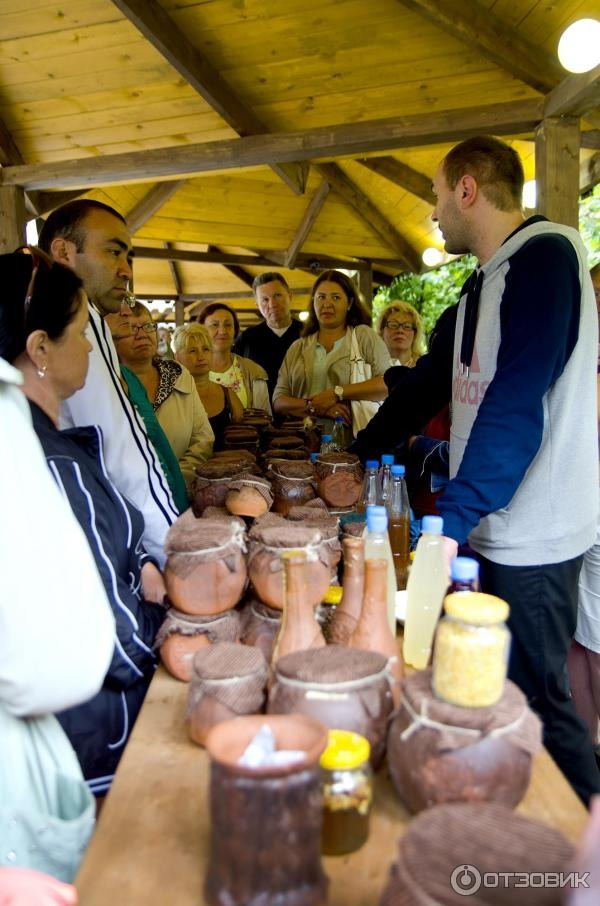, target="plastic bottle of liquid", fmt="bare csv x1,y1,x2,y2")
330,415,346,452
356,460,379,514
320,434,333,454
378,454,394,506
387,464,410,591
449,556,480,592
363,506,397,634
403,515,448,669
